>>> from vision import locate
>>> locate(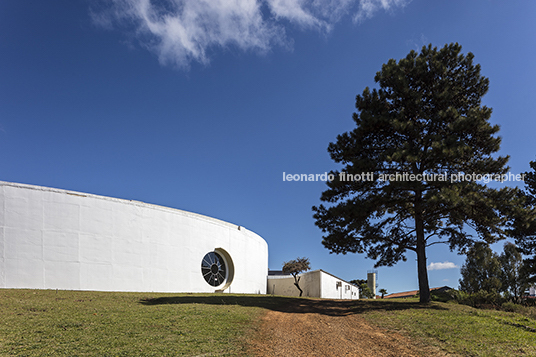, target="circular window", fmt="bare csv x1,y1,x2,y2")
201,251,227,287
